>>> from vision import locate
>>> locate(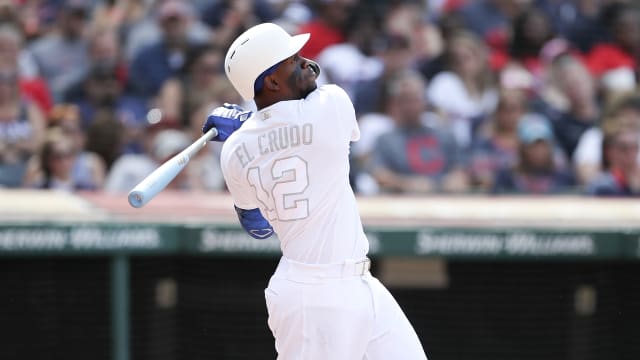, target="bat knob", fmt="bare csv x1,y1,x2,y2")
128,191,145,208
